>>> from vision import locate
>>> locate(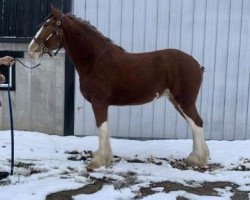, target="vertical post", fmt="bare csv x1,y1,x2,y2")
8,65,14,175
64,55,75,136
